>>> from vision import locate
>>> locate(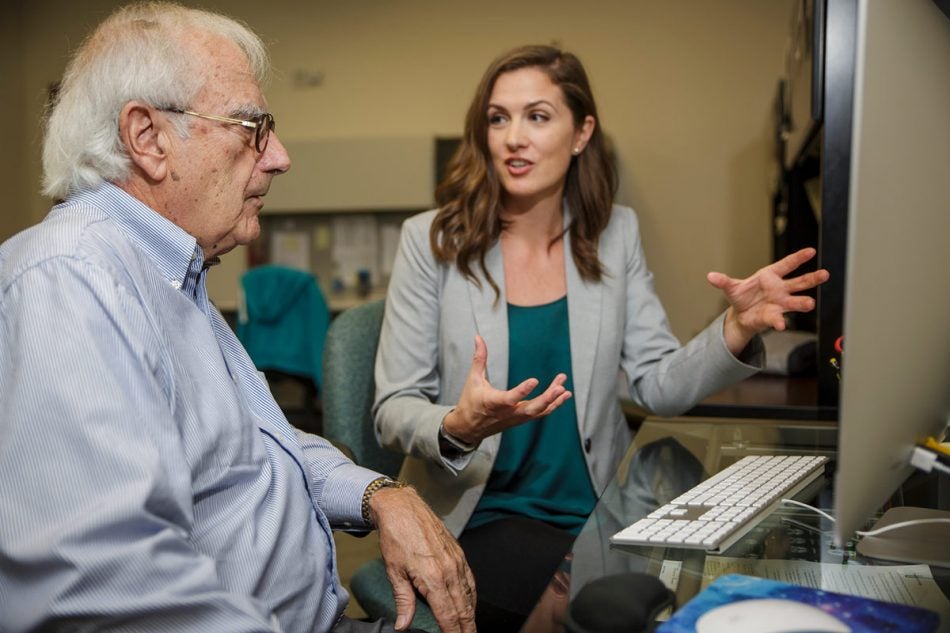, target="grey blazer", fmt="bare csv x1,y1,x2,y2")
373,205,762,536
